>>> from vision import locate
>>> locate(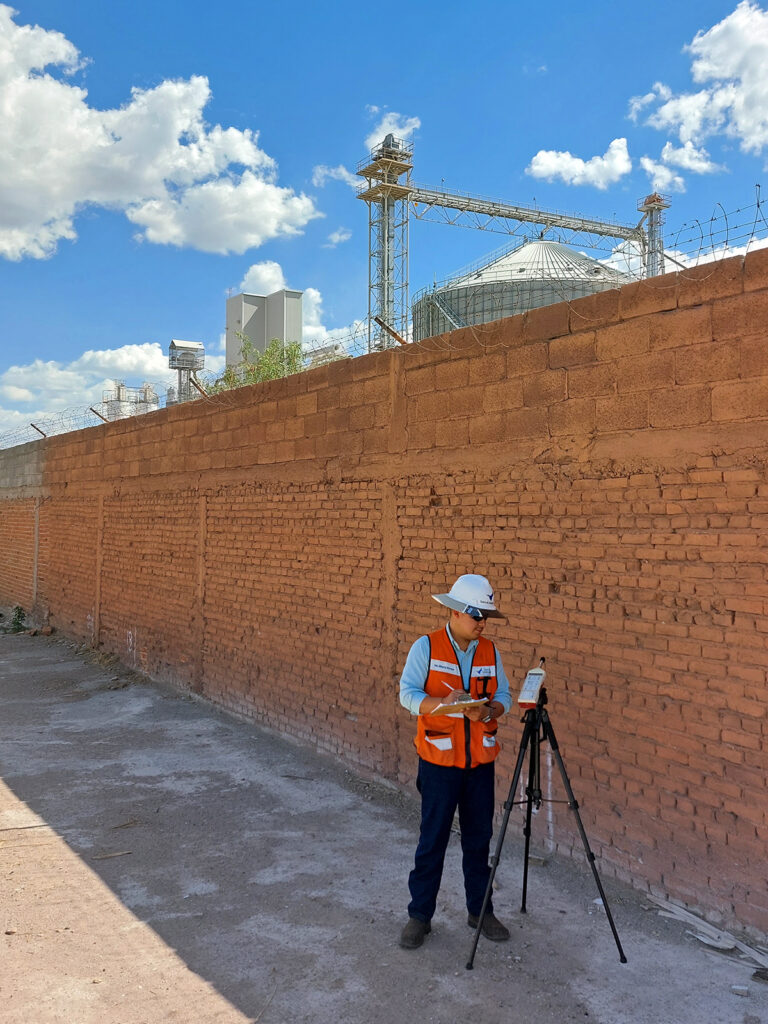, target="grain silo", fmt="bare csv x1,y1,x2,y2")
411,238,634,342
